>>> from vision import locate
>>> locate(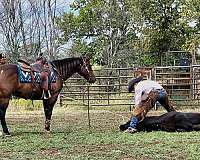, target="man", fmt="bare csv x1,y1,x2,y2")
125,76,176,133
